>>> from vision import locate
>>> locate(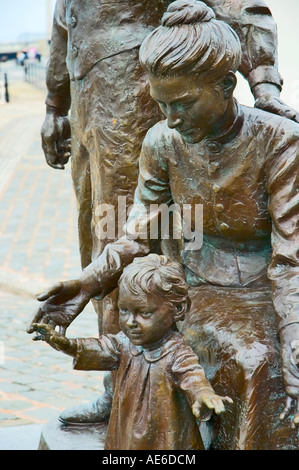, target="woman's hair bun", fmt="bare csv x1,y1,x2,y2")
161,0,215,27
